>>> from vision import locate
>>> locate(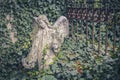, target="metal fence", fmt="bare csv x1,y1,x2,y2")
65,0,120,54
